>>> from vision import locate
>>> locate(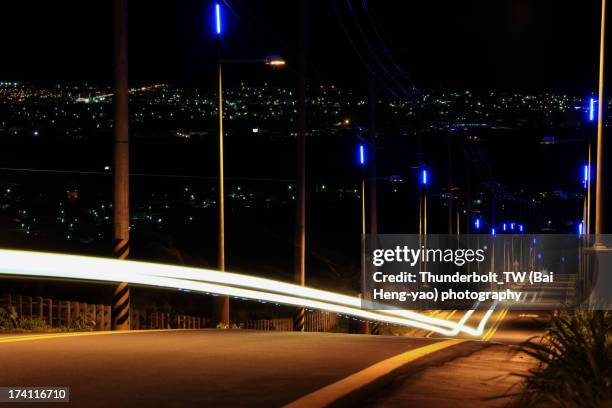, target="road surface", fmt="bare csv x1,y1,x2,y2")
0,330,446,407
